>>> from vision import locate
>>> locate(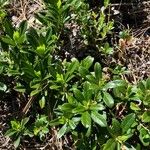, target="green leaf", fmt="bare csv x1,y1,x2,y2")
94,62,102,82
91,111,107,127
39,96,46,109
103,138,116,150
73,89,84,102
57,123,67,138
42,127,49,134
79,66,90,78
19,20,27,35
1,36,15,45
13,31,20,41
83,83,93,101
21,117,29,127
130,102,141,111
49,118,64,126
122,143,136,150
27,27,40,49
68,120,76,130
5,129,17,137
65,58,79,81
11,120,20,130
14,84,25,93
103,92,114,108
139,127,150,146
3,18,14,38
81,56,94,69
109,118,121,137
121,113,135,134
24,129,34,137
22,64,37,79
117,134,133,142
90,103,105,111
103,80,126,91
138,81,145,91
0,82,7,91
72,105,85,113
86,75,97,84
66,94,76,104
30,89,40,96
59,103,75,112
14,136,21,148
57,0,61,9
142,111,150,123
36,44,46,55
81,111,91,128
